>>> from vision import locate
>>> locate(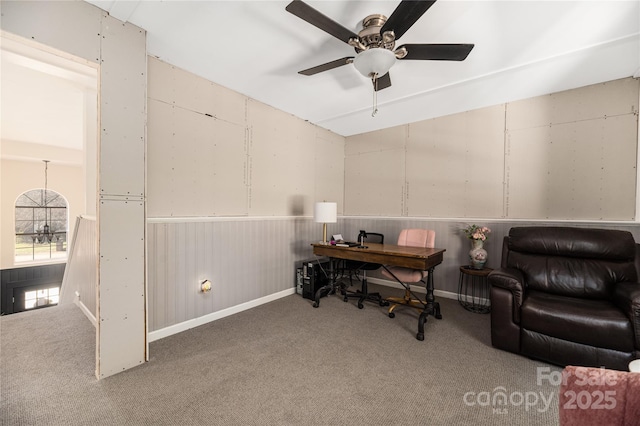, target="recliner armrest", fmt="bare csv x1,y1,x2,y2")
489,268,525,324
613,282,640,350
489,268,525,305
